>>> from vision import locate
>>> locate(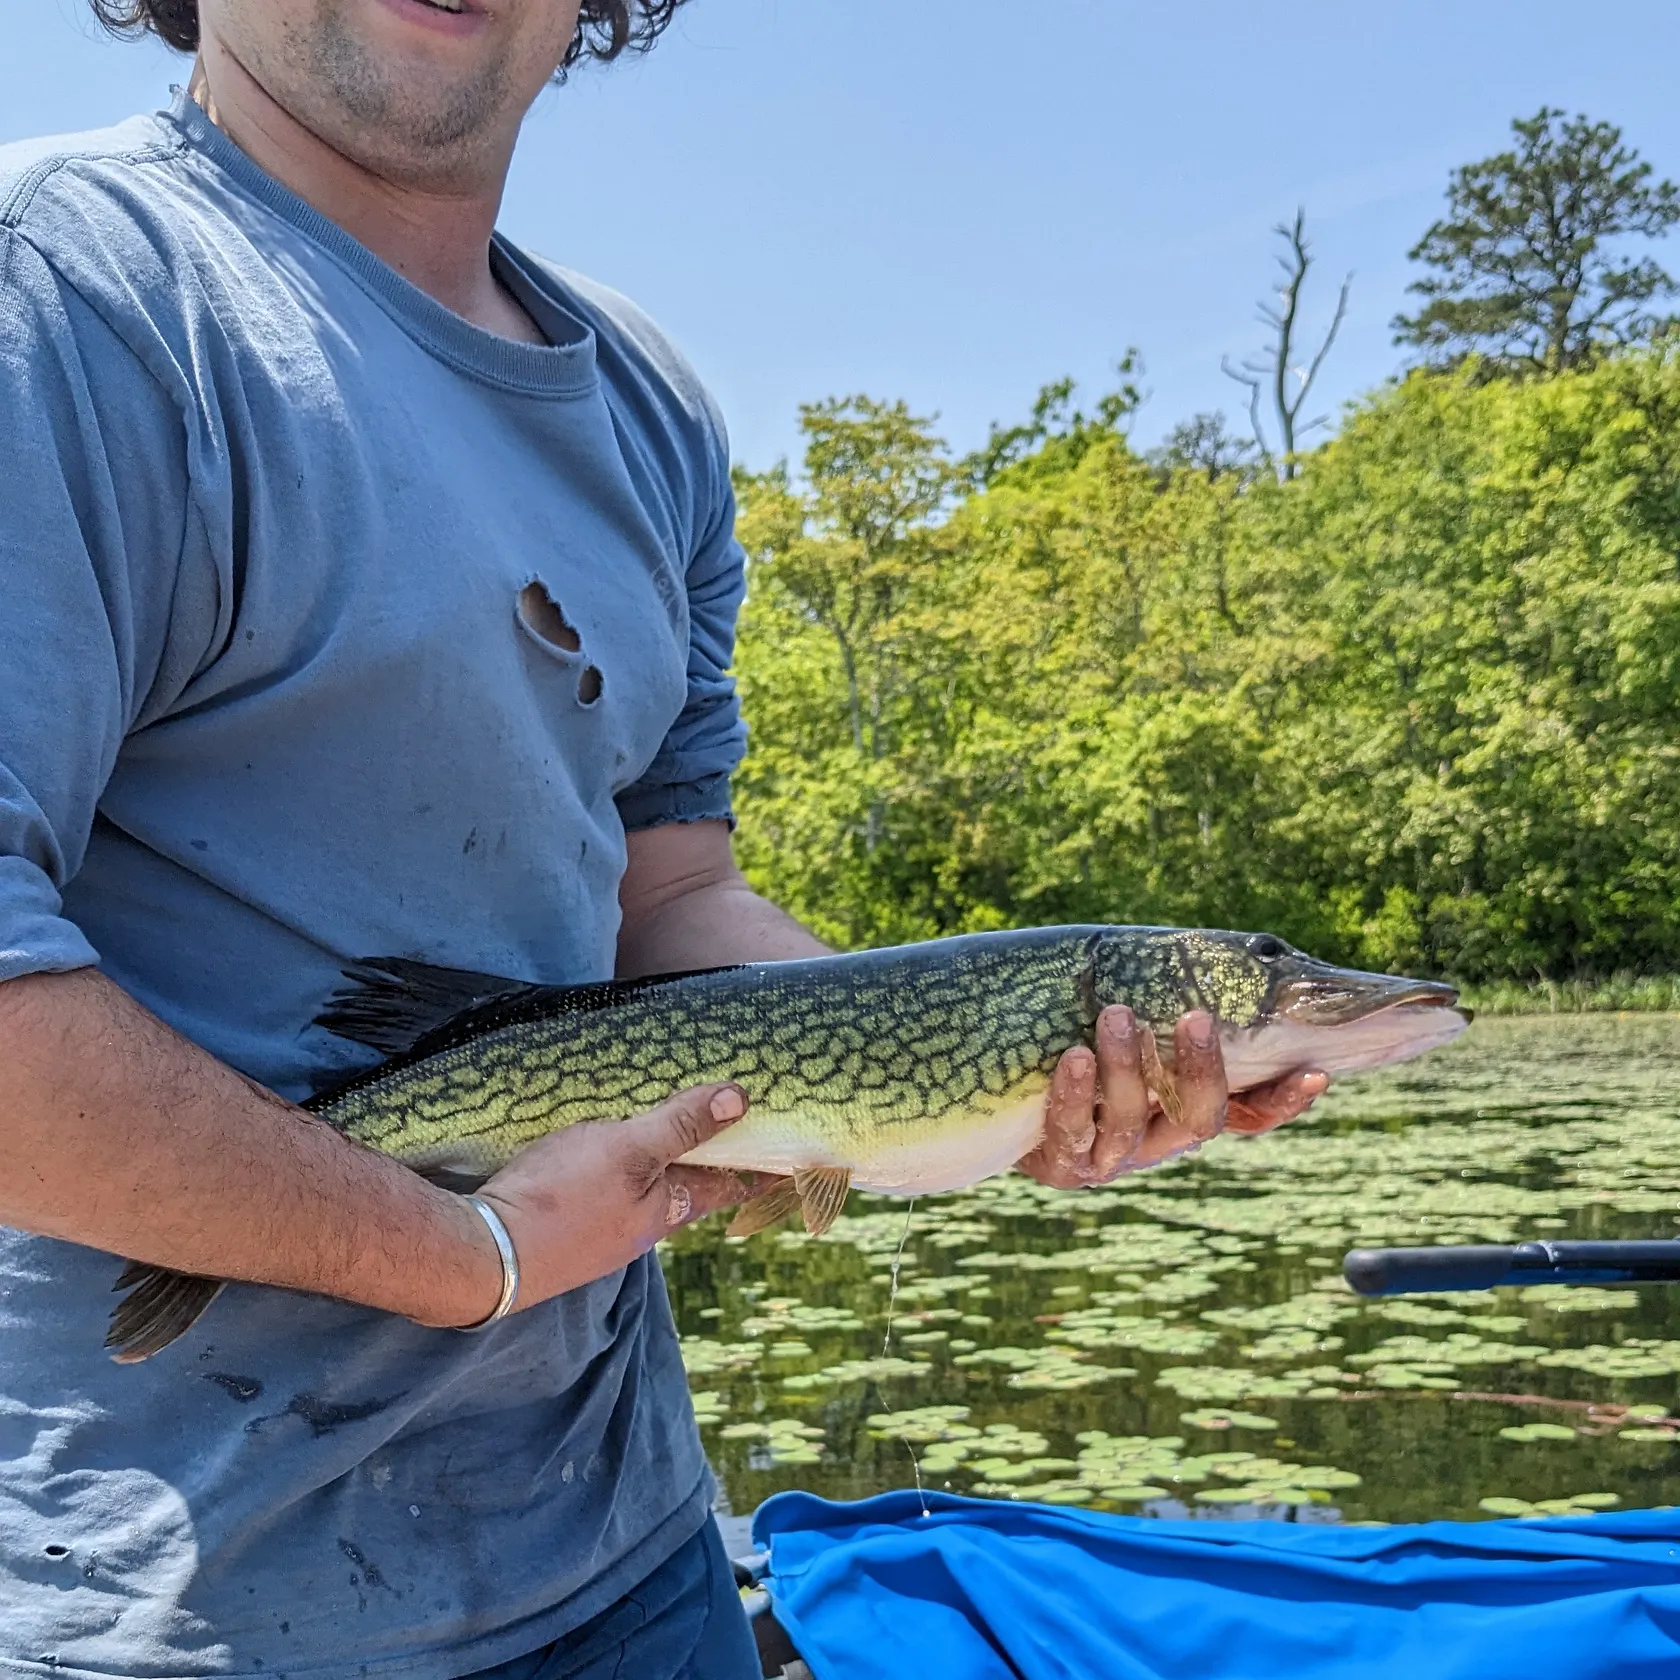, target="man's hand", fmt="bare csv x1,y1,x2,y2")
454,1082,777,1321
1016,1006,1329,1190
